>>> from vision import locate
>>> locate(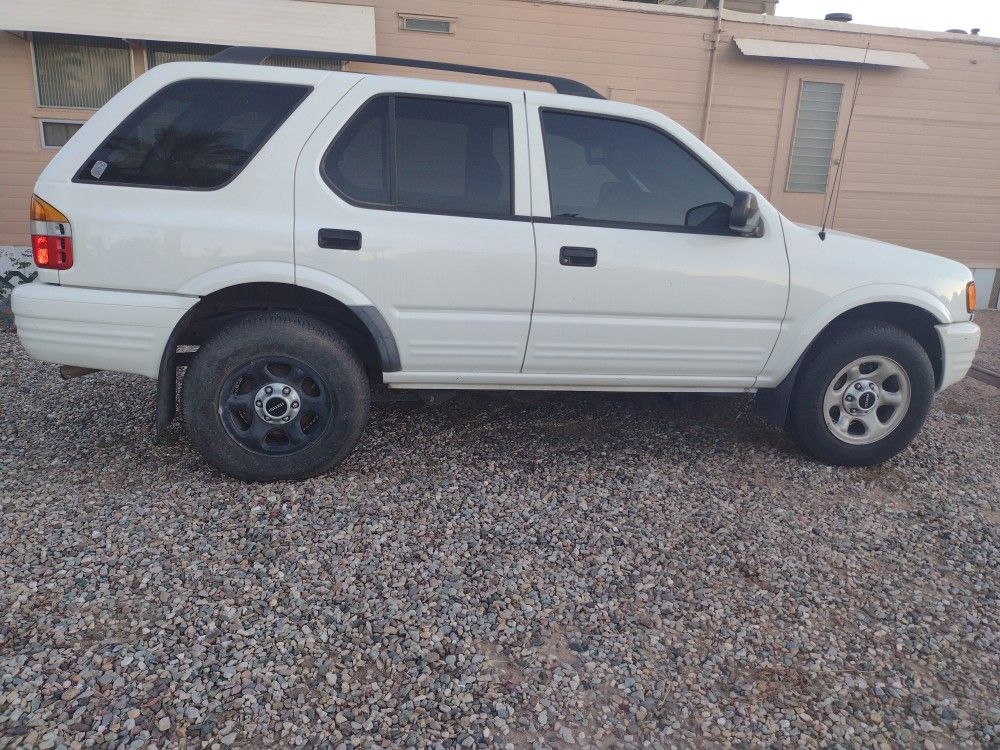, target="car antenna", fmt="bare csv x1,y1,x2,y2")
819,42,870,241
